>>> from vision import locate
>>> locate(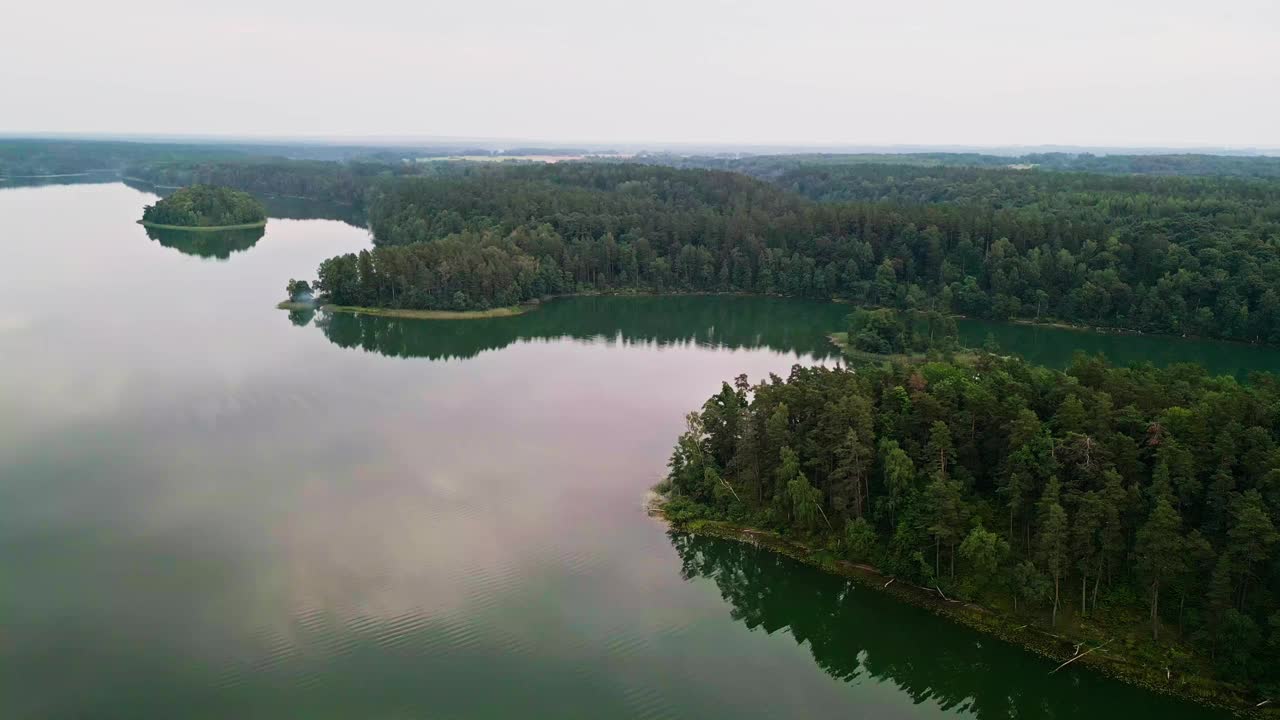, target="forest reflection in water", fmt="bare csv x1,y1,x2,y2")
308,295,849,361
670,531,1224,720
143,224,267,260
